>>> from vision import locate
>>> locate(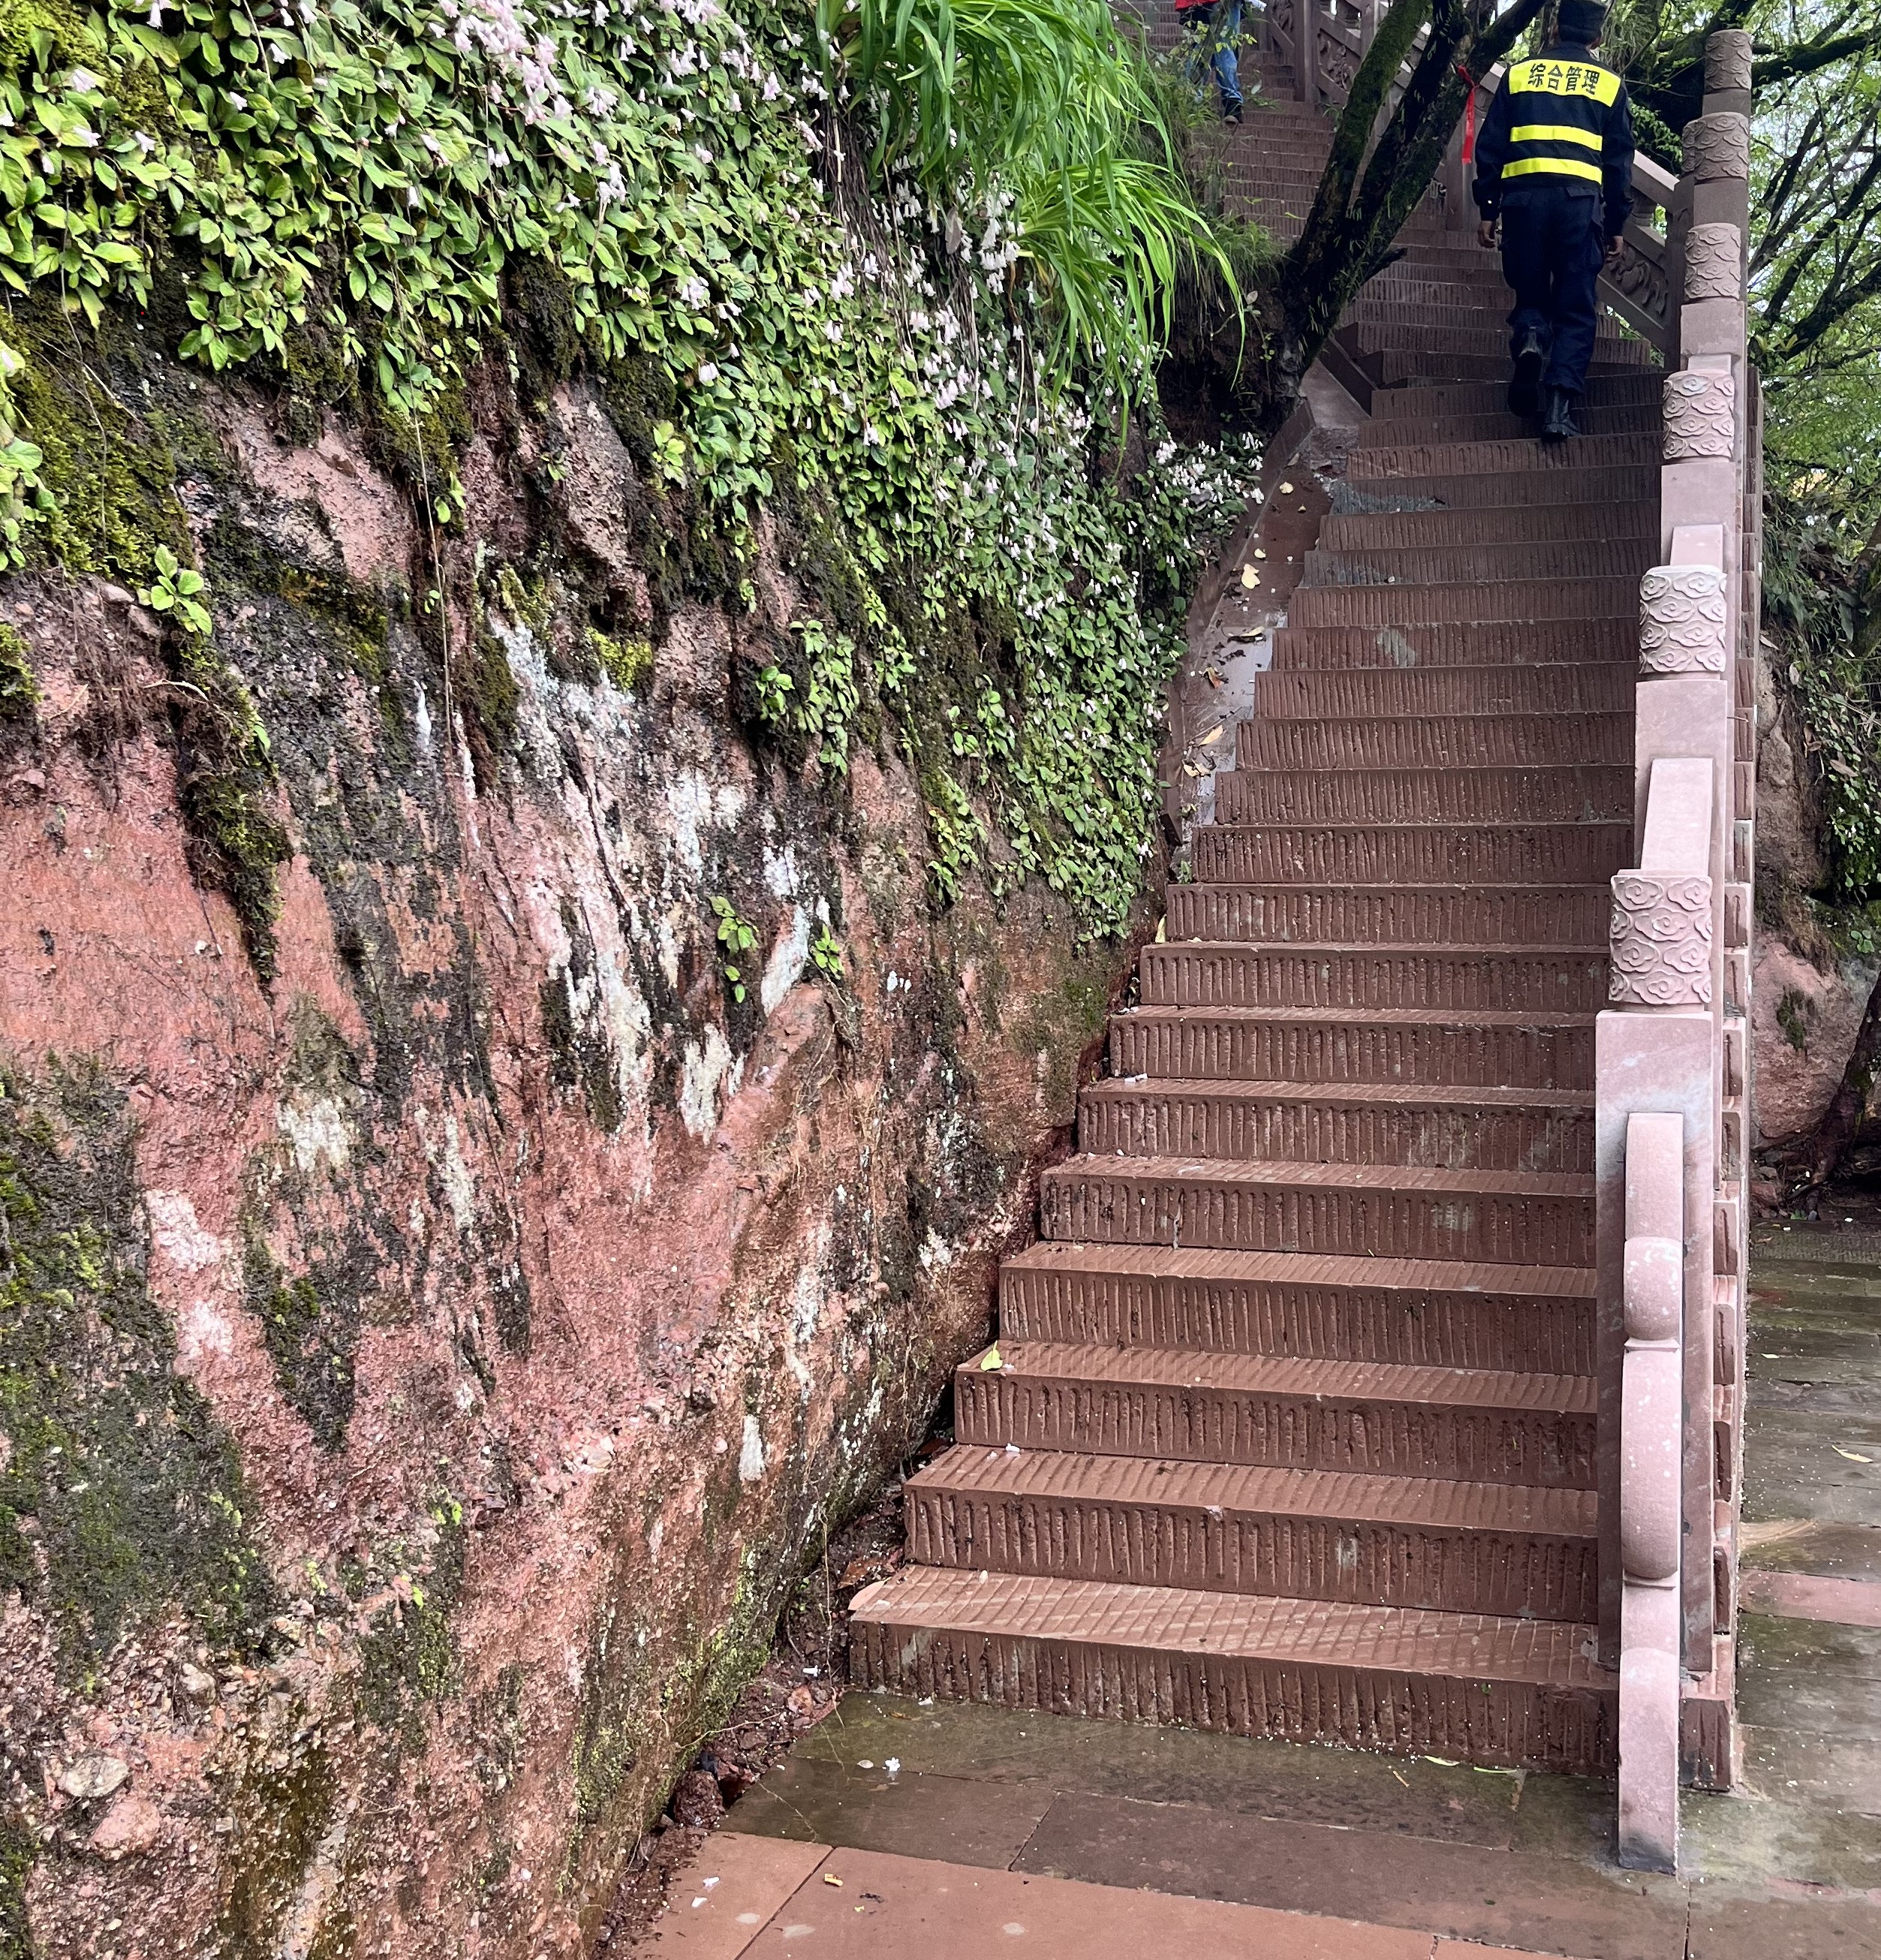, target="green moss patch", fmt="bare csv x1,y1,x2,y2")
0,1056,274,1682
